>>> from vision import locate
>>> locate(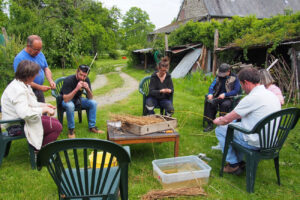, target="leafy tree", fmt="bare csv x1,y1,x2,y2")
121,7,155,50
